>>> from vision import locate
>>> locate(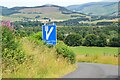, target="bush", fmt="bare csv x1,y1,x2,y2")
56,41,76,64
32,31,42,40
2,26,18,50
2,48,25,64
64,34,82,46
29,31,44,45
15,30,28,37
2,26,26,69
